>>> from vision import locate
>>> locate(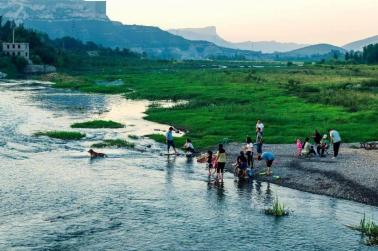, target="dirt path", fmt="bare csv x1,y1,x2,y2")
224,143,378,206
